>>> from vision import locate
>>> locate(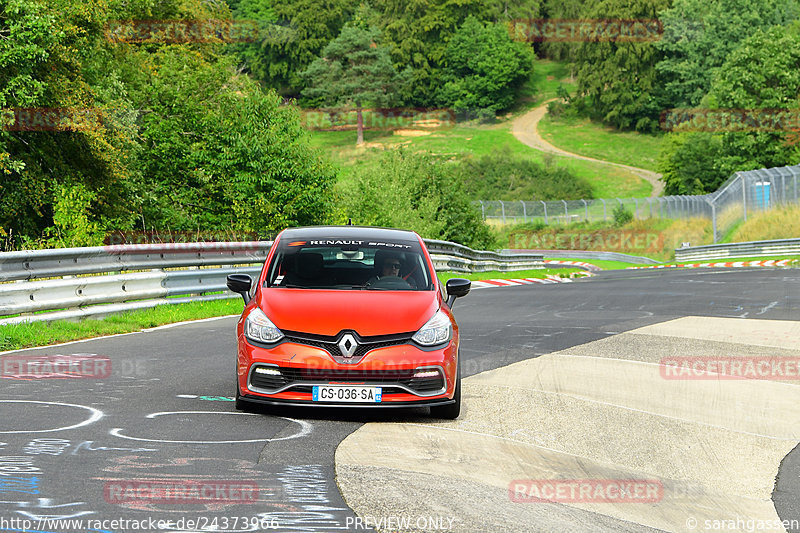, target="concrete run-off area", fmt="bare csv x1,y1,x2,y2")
335,316,800,532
